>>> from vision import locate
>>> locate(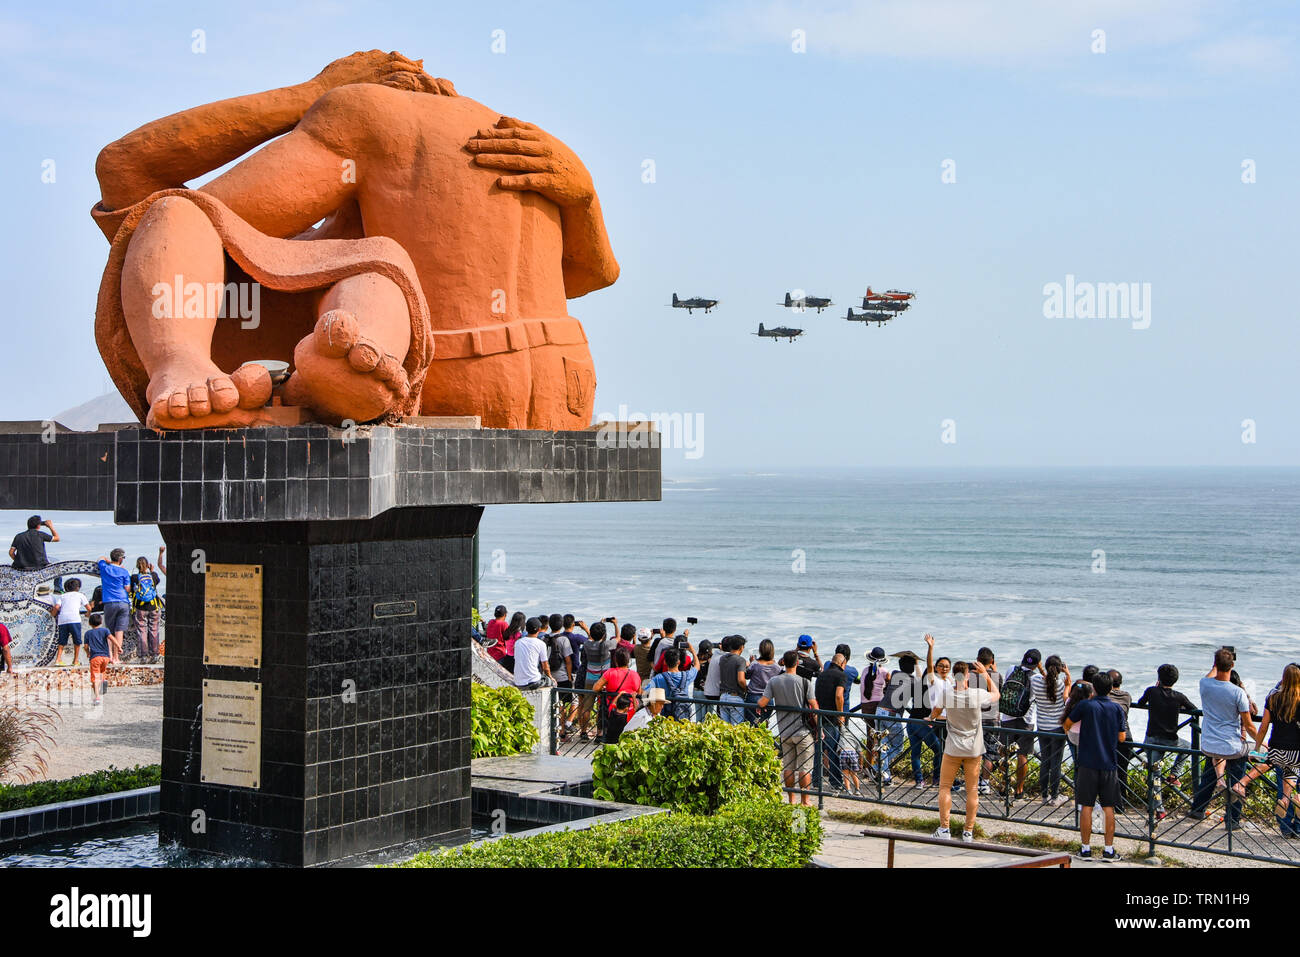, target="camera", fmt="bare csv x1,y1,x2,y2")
686,617,698,625
604,617,616,623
